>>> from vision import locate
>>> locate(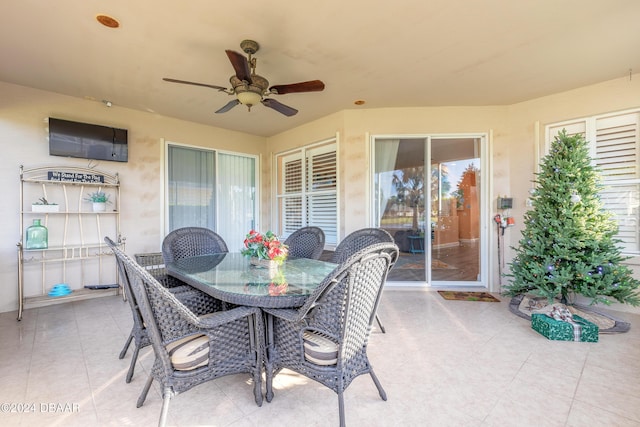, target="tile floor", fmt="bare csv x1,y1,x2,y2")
1,291,639,427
